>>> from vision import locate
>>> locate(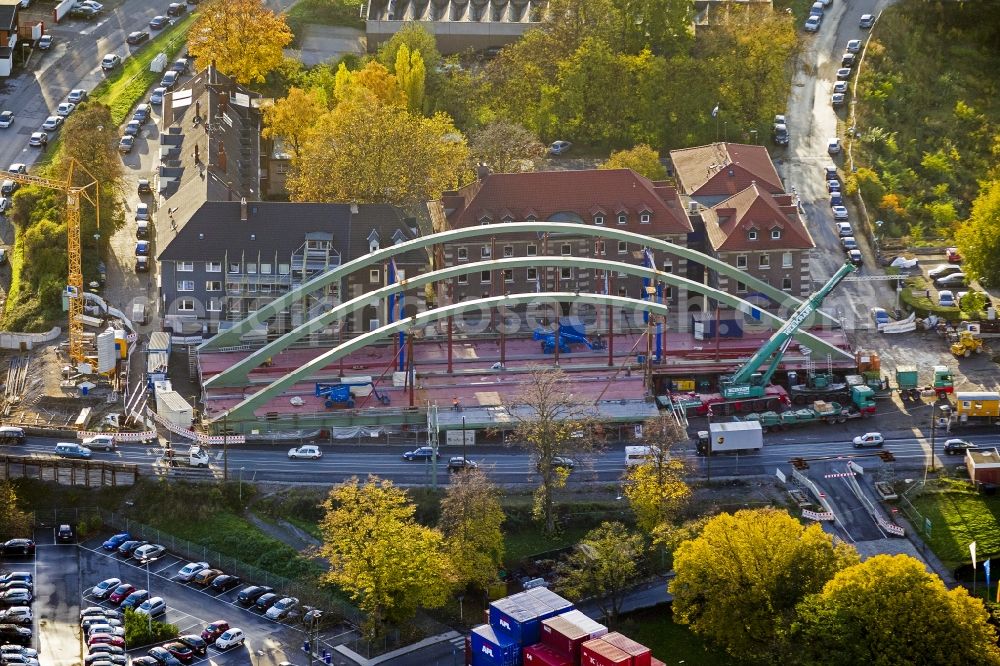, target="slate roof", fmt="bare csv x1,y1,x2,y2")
0,4,15,32
439,169,693,235
670,143,783,199
702,182,814,252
